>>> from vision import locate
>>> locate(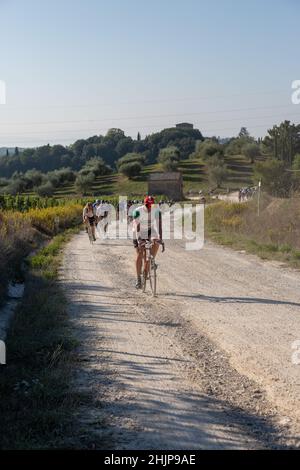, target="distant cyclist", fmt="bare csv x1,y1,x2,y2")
93,199,101,227
132,196,163,289
83,202,96,241
96,200,111,238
